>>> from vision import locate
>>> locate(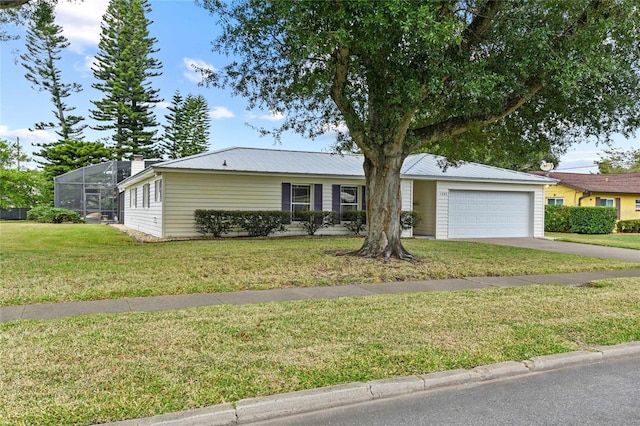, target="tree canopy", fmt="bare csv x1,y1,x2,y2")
200,0,640,259
20,0,85,141
596,148,640,173
91,0,162,160
0,138,47,209
161,90,211,159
